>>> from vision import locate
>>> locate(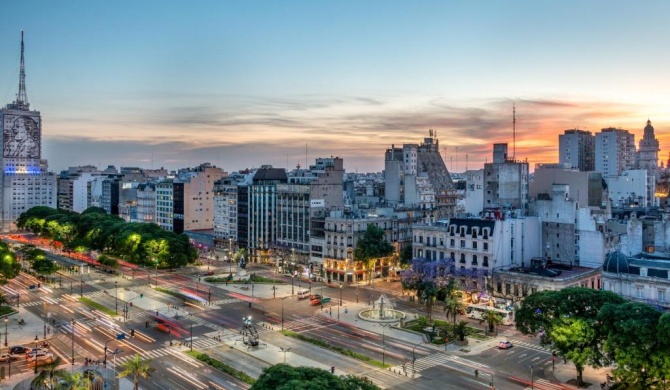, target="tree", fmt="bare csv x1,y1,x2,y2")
30,356,63,390
479,310,503,334
251,364,380,390
443,298,464,327
117,353,152,390
598,302,670,387
515,288,625,387
419,279,439,324
399,244,413,266
354,225,393,284
454,320,468,341
54,370,91,390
